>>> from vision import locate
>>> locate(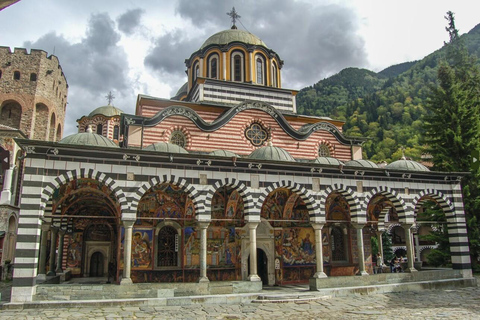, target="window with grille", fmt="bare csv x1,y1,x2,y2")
157,226,178,267
170,130,186,148
113,125,119,140
245,123,268,147
331,226,346,261
318,143,331,157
